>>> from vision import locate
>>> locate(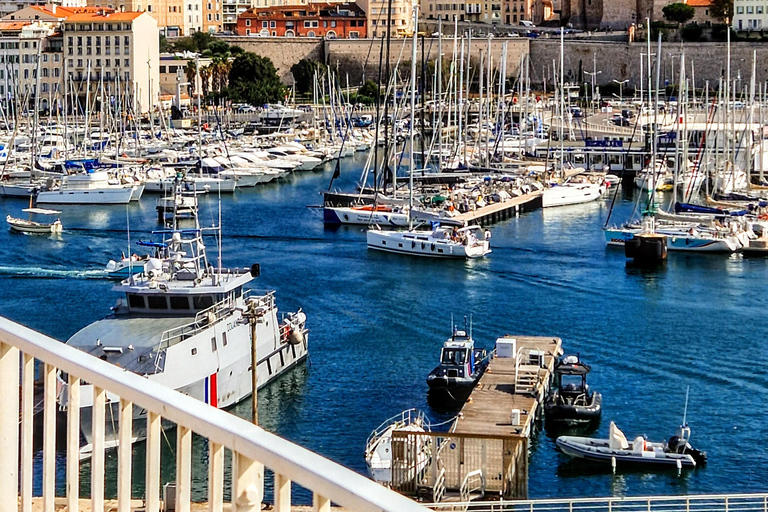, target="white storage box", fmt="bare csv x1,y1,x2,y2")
511,409,521,426
496,337,517,358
